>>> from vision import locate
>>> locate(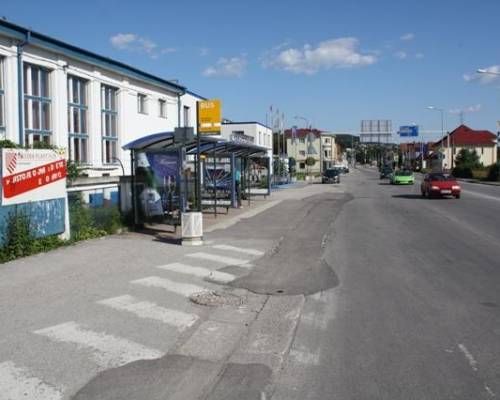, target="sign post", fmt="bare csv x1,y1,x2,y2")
196,99,221,211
